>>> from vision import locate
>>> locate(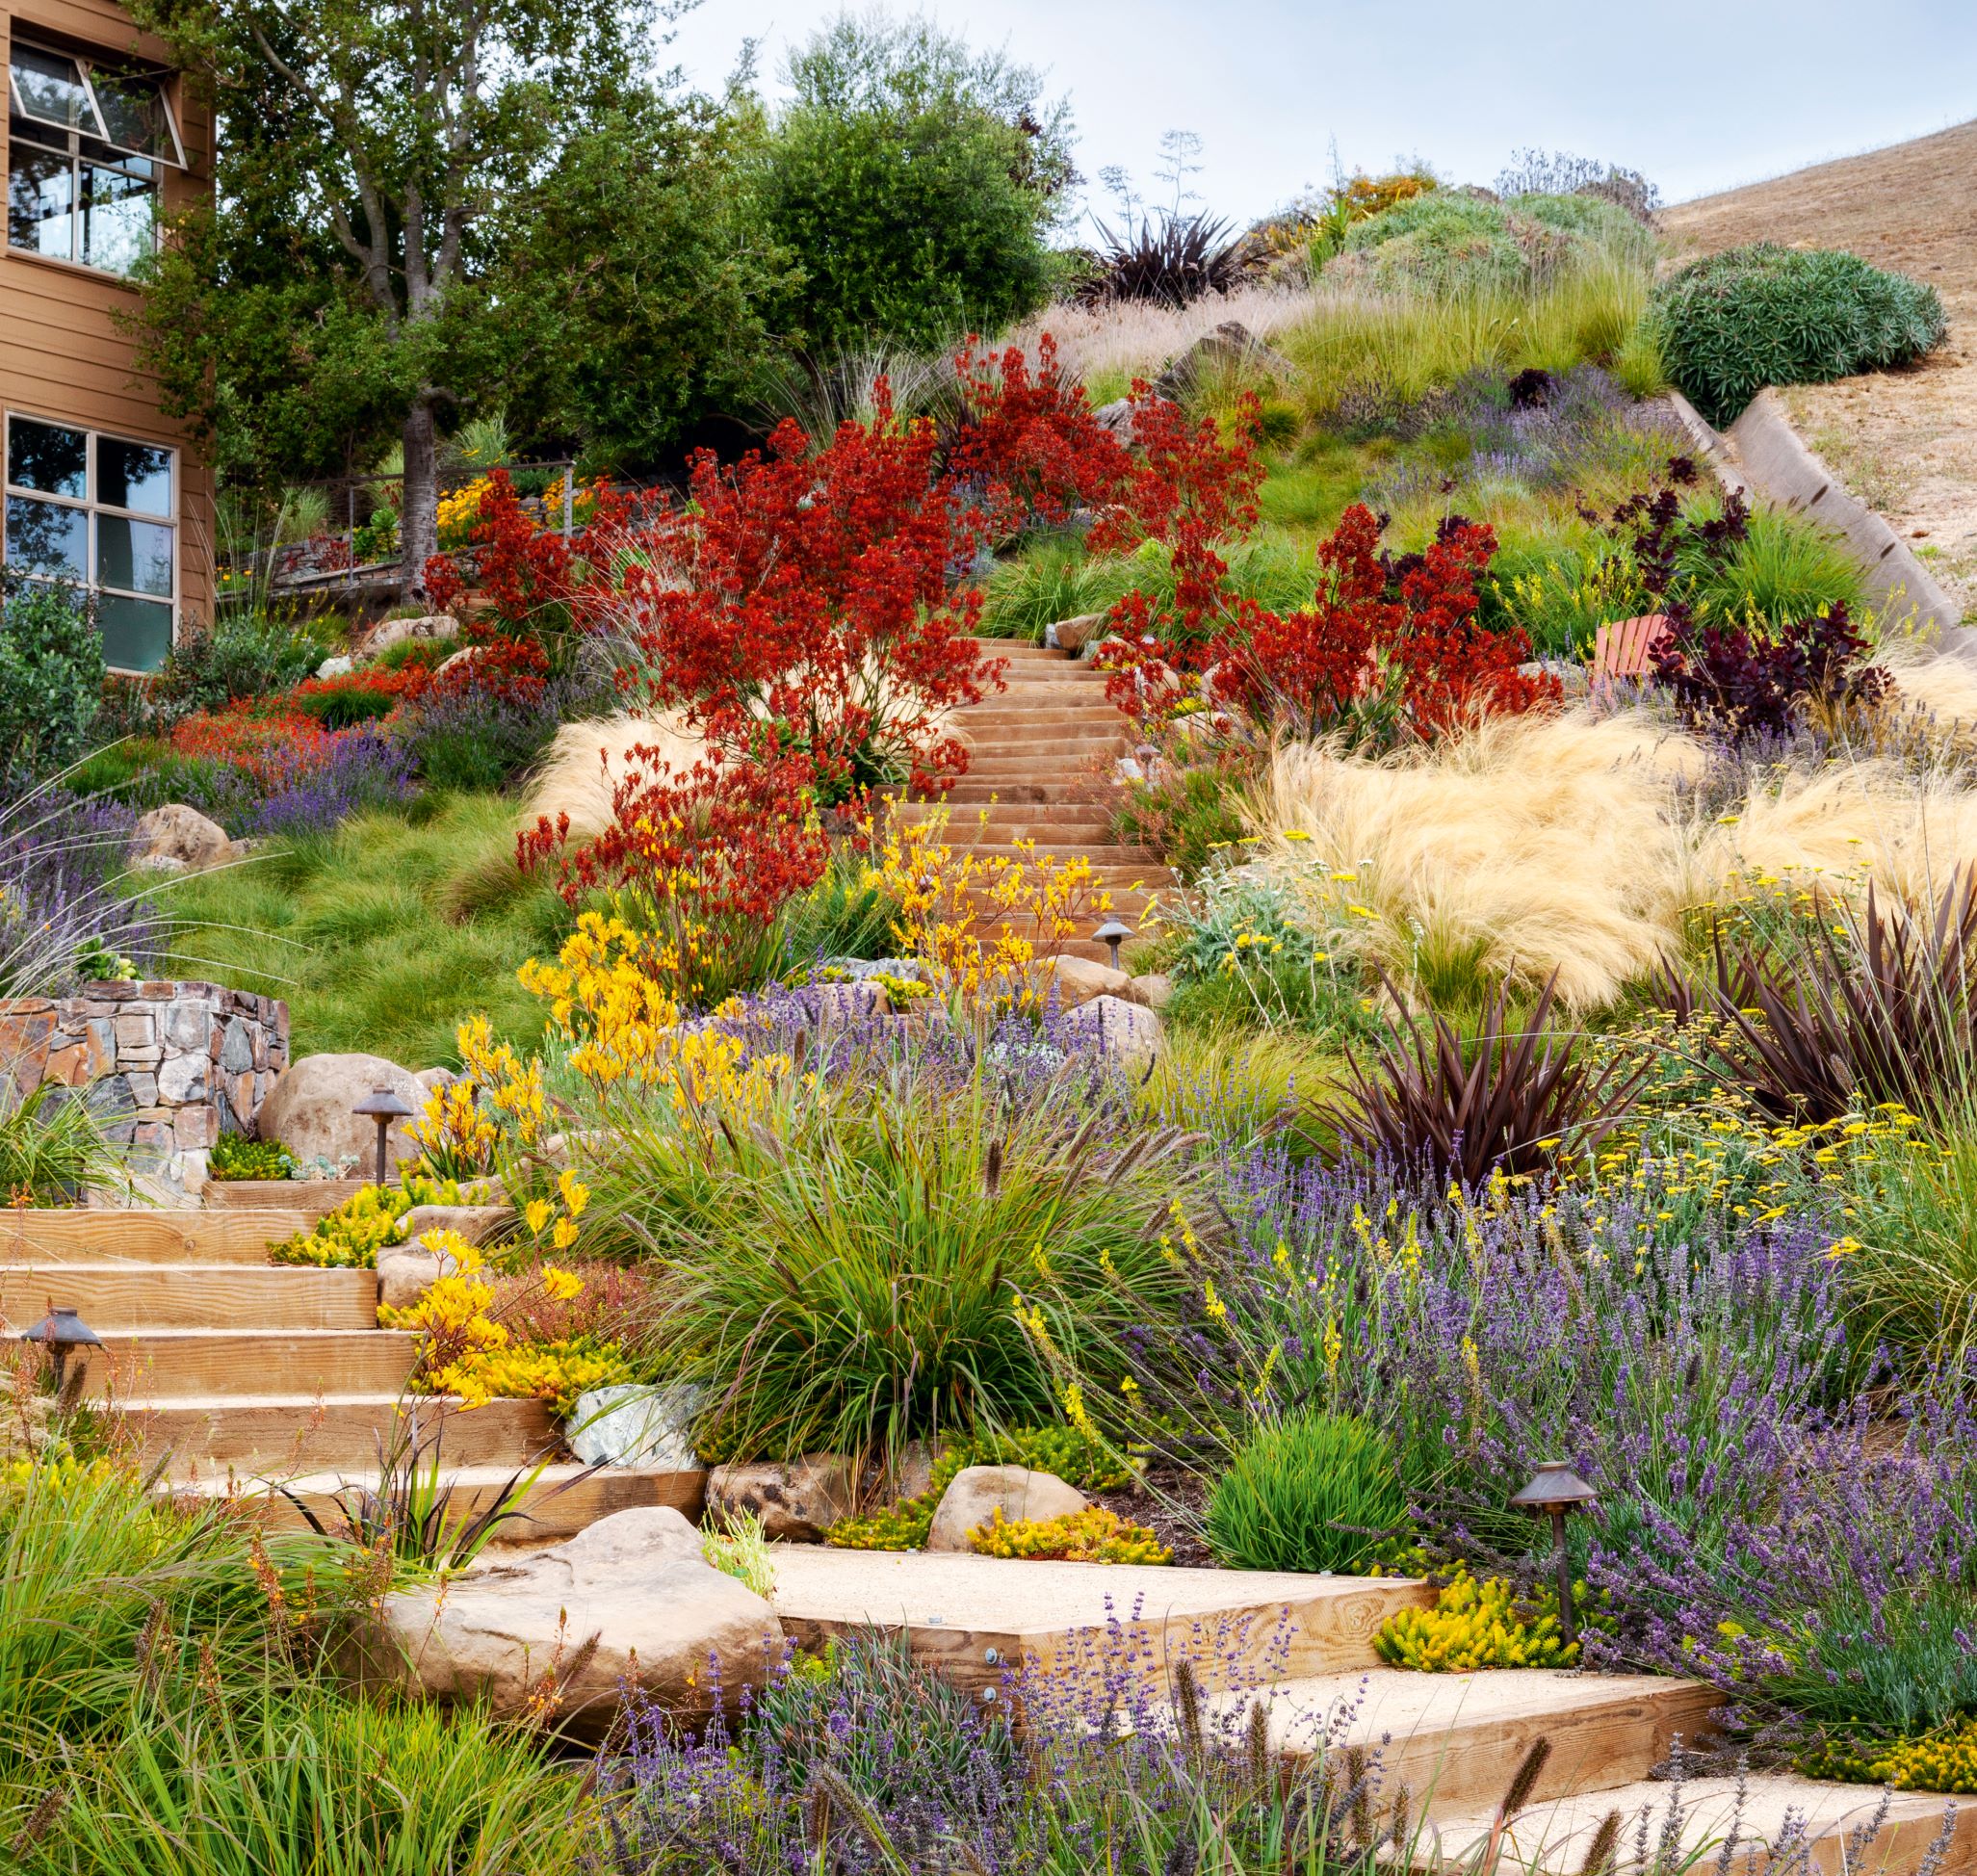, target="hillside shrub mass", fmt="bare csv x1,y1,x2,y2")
1653,243,1947,425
